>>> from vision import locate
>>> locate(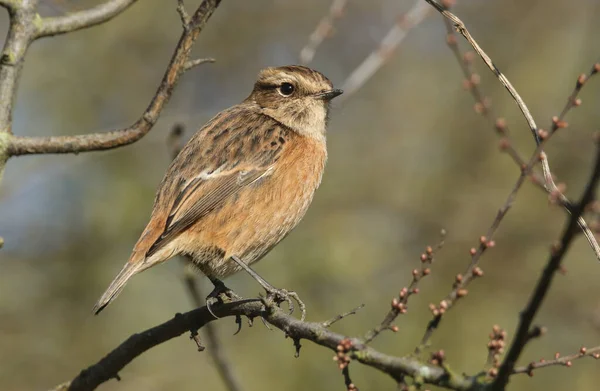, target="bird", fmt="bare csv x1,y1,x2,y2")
93,65,343,316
